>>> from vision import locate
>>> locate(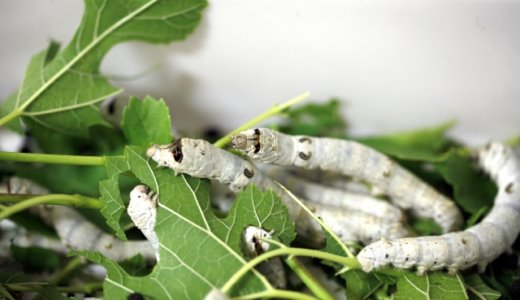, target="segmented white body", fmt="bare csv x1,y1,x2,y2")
267,168,404,222
147,139,411,245
1,177,155,262
357,143,520,275
128,185,160,261
231,128,463,233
